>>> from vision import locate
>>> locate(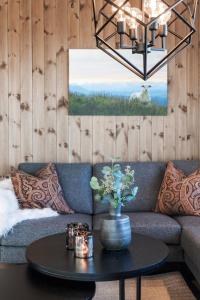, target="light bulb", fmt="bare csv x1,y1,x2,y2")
143,0,161,18
127,7,143,29
158,2,171,25
112,0,130,21
112,0,122,12
144,0,171,24
116,10,126,22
